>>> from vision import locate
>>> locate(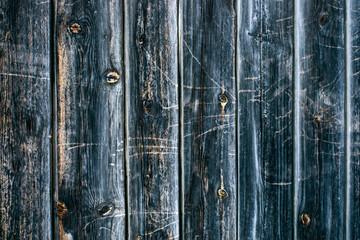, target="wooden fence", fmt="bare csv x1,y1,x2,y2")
1,0,360,239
